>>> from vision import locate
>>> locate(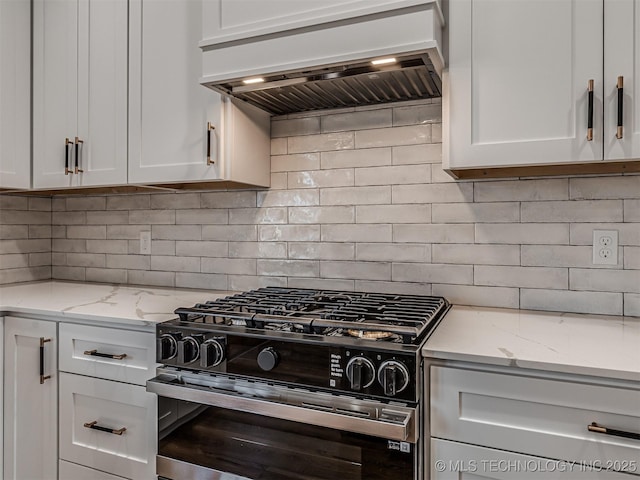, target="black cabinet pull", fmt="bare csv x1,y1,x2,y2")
74,137,84,174
83,349,127,360
588,422,640,441
587,79,594,141
65,138,74,175
617,76,624,139
207,122,215,165
39,337,52,384
84,421,126,436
